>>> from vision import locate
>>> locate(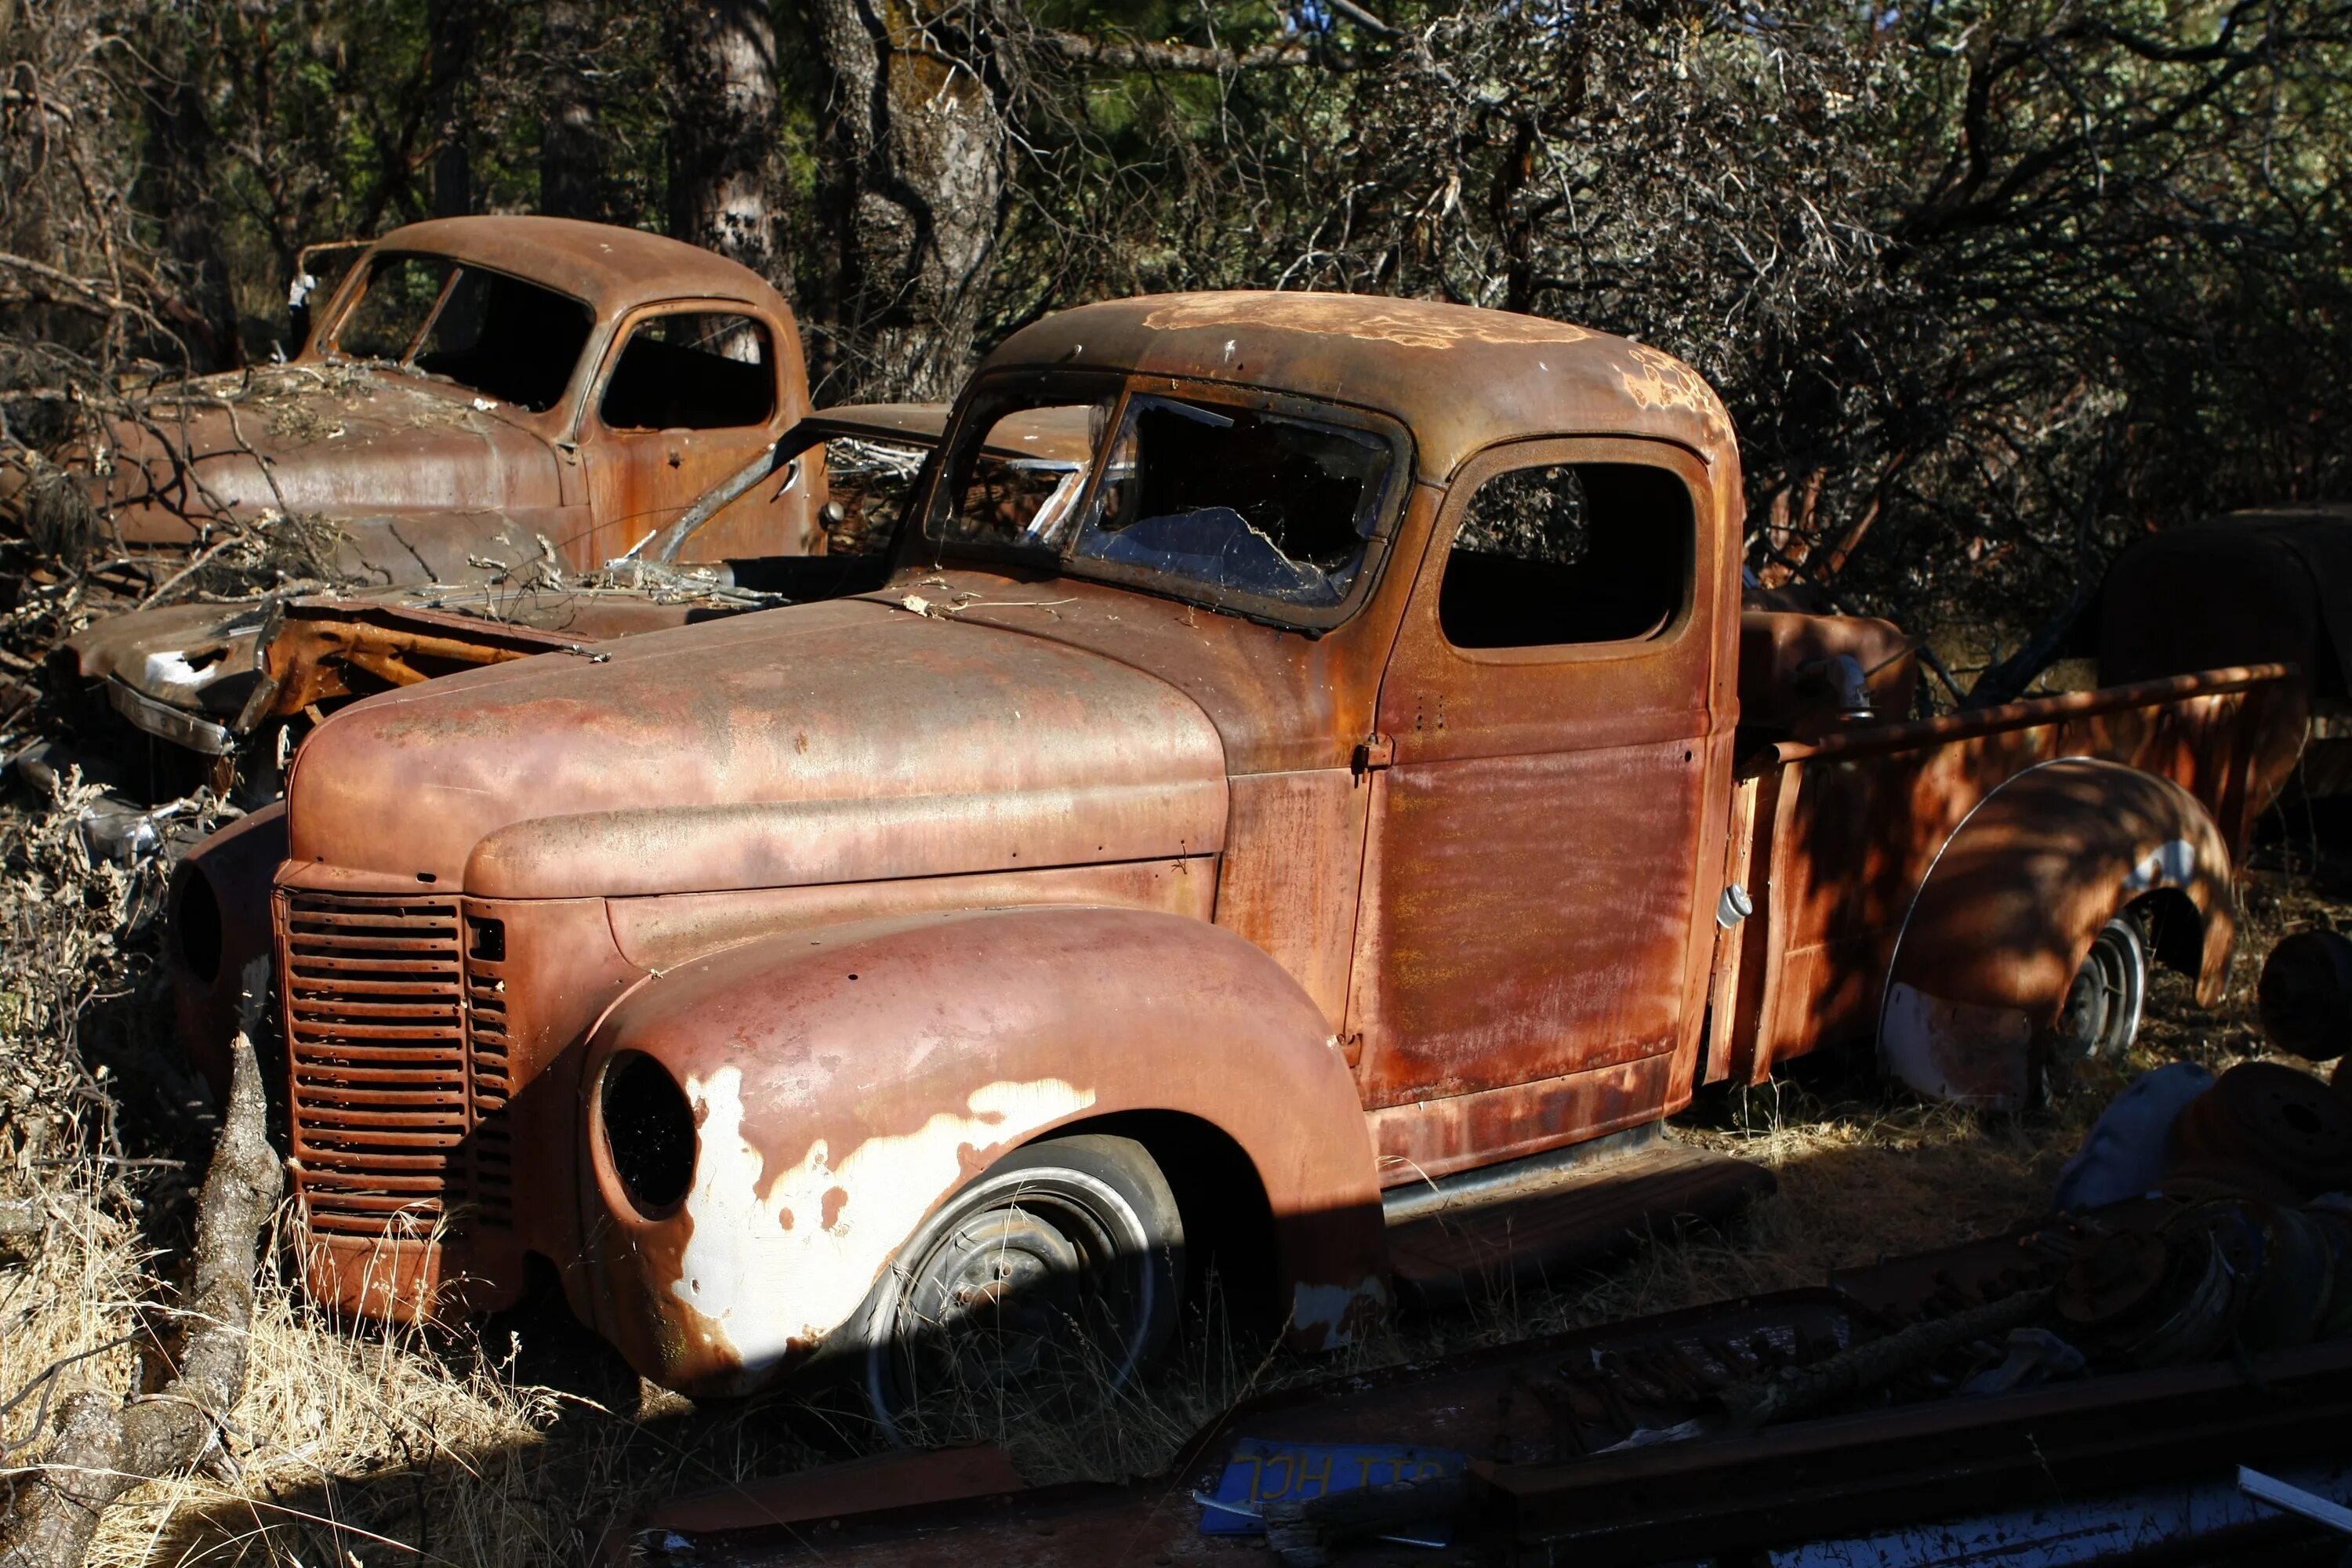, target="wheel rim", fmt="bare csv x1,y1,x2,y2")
870,1167,1160,1420
2057,918,2147,1063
